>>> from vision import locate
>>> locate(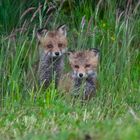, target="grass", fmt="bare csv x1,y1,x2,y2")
0,0,140,140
